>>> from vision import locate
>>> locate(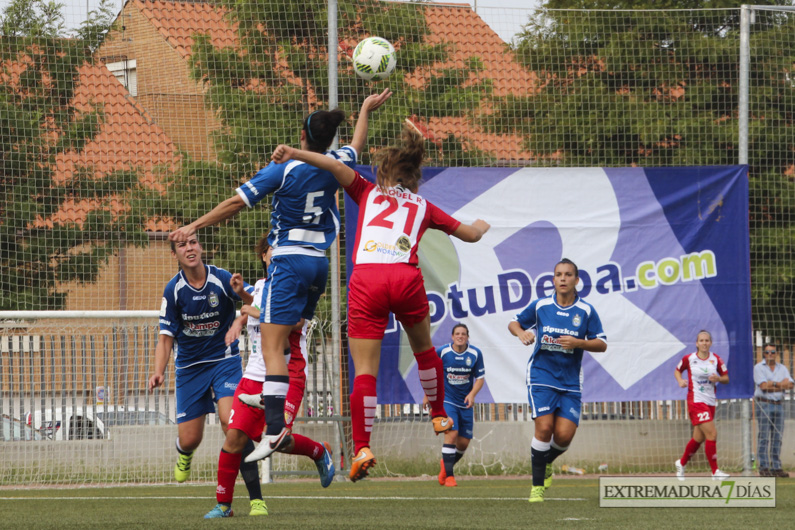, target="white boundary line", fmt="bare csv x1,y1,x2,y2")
0,495,587,501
